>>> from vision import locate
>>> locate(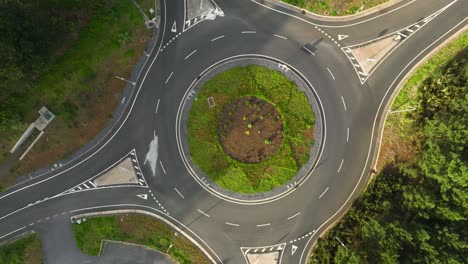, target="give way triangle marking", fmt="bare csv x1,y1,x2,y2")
137,194,148,200
338,34,349,41
171,21,177,33
291,245,298,255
